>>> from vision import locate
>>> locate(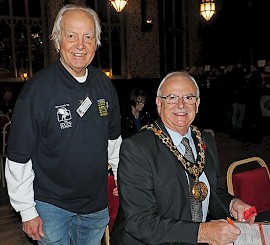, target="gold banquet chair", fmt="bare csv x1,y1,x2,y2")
0,121,11,187
103,165,120,245
227,156,270,221
0,113,10,129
